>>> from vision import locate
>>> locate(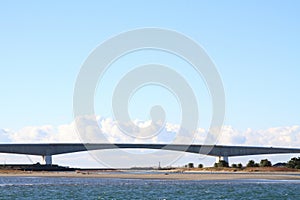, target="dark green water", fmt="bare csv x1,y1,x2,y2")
0,177,300,199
